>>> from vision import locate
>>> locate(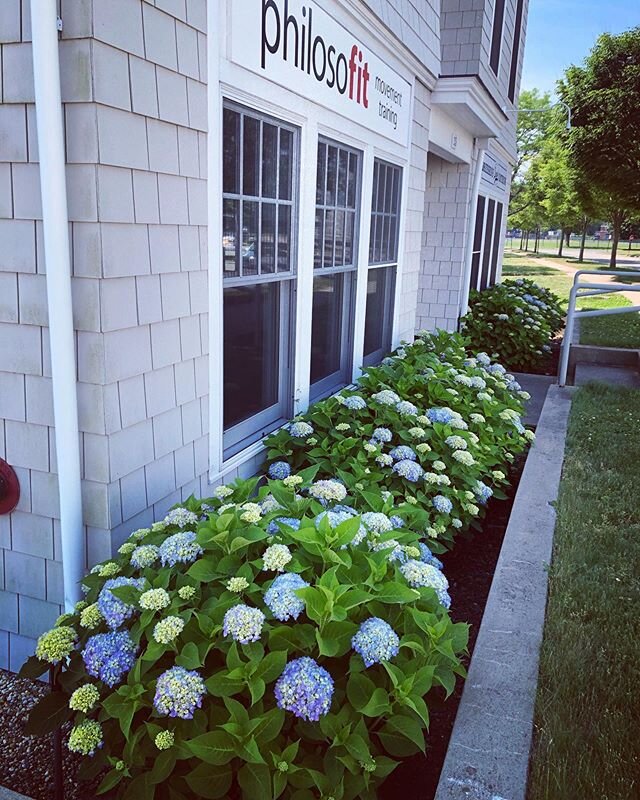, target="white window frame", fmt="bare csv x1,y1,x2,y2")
208,2,413,479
